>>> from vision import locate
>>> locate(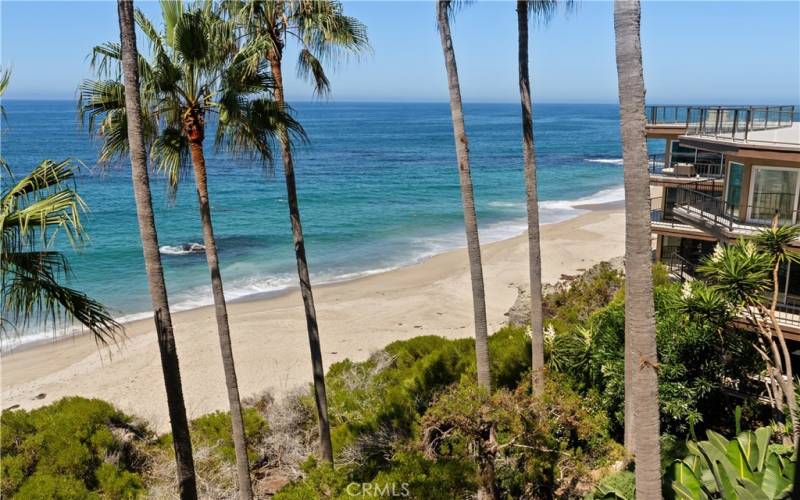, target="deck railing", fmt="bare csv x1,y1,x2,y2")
646,105,797,145
648,153,725,178
660,249,696,283
673,188,800,231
